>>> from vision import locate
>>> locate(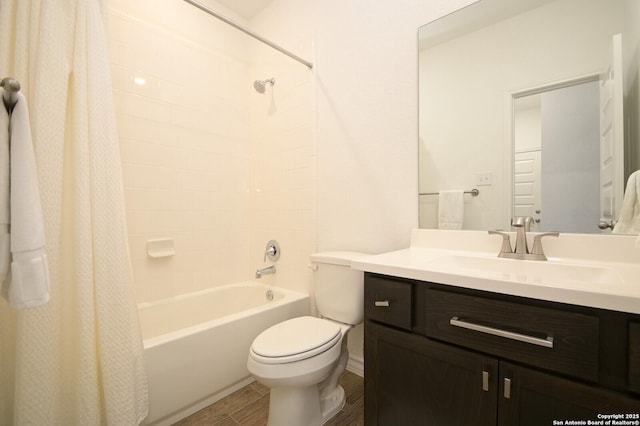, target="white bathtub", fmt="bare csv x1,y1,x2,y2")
139,282,310,425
